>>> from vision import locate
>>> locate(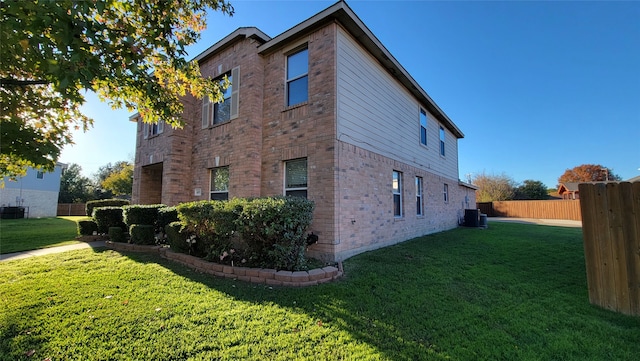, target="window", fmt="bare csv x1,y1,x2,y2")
393,171,403,217
439,126,446,156
443,183,449,203
202,67,240,128
143,120,164,139
286,47,308,106
36,171,44,179
416,177,423,216
285,158,307,198
420,109,428,146
210,167,229,200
